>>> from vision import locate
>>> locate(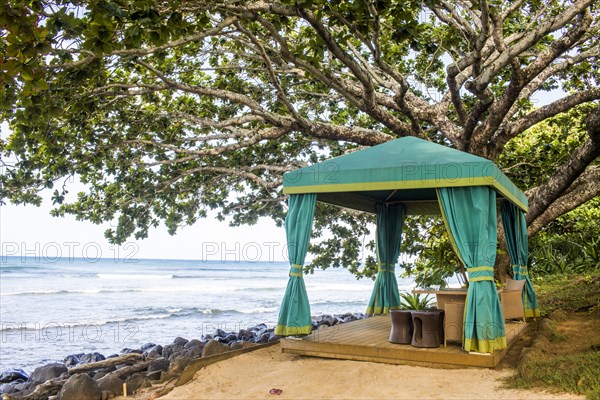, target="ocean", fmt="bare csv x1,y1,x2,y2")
0,257,417,373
